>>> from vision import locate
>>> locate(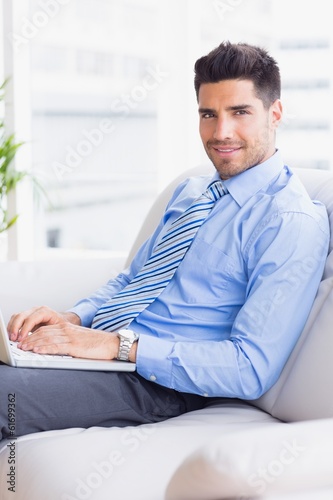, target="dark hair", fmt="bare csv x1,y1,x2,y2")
194,41,281,108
